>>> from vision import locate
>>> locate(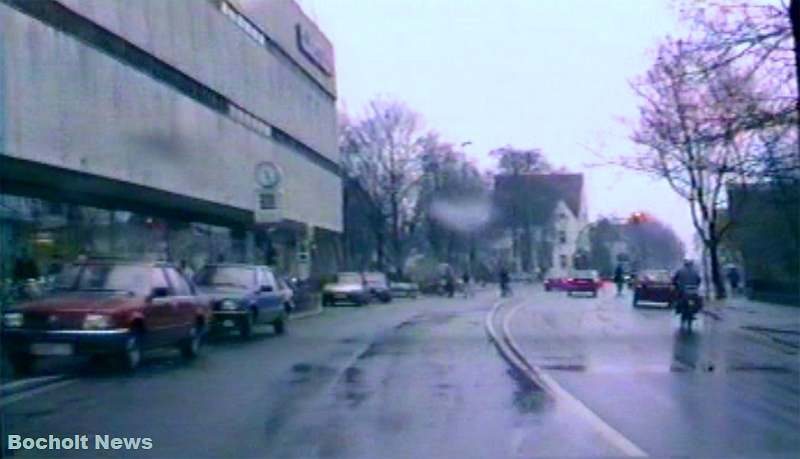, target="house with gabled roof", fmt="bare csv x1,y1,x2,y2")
493,173,588,278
